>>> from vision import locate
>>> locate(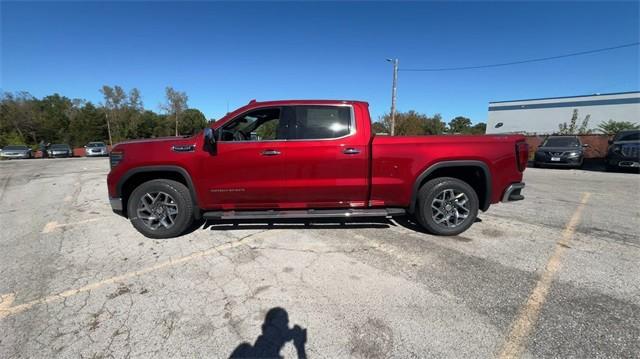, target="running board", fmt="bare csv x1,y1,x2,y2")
202,208,405,220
